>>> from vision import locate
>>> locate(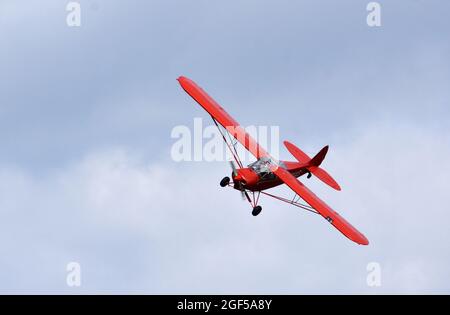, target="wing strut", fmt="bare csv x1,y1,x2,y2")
260,190,319,215
212,117,244,168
